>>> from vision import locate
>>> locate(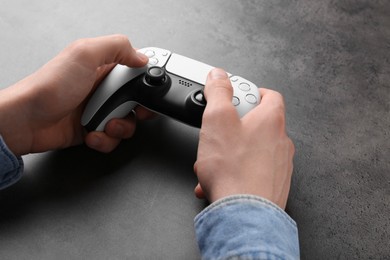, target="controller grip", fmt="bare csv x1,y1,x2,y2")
85,101,137,132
